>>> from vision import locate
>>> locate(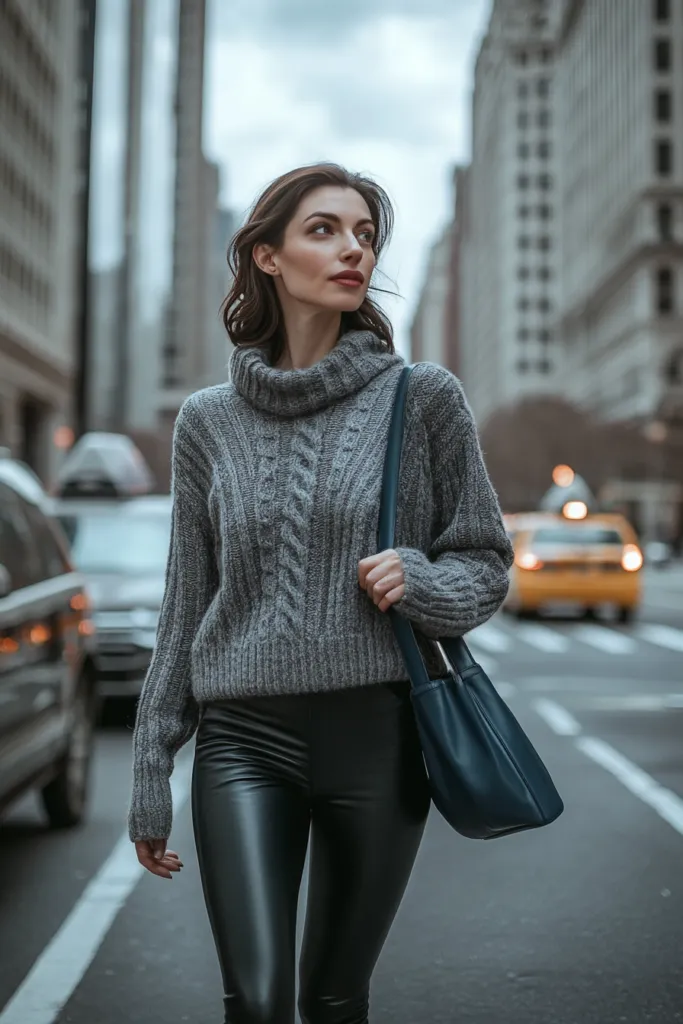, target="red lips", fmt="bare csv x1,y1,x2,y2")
330,270,365,284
